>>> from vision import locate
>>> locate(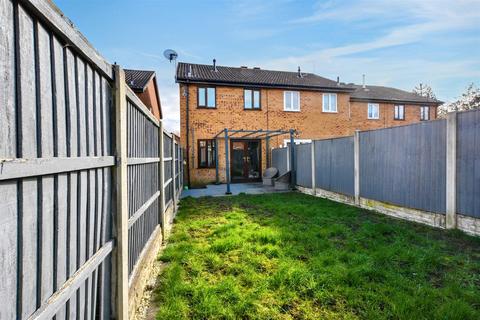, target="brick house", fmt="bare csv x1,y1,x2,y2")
125,69,162,120
177,62,441,187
